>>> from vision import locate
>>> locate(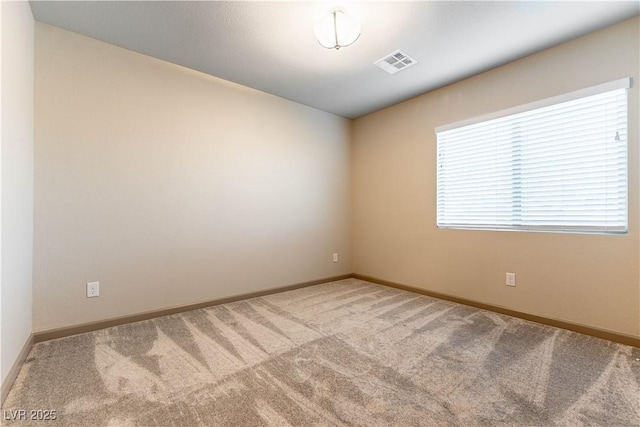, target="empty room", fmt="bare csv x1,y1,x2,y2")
2,1,639,425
